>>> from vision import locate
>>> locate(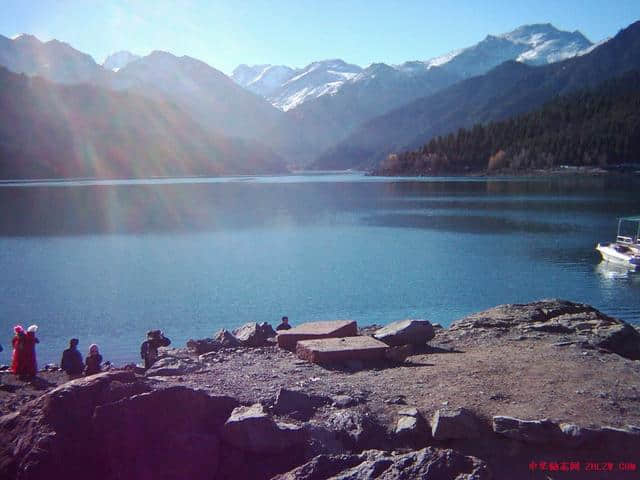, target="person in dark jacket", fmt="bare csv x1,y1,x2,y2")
276,316,291,331
61,338,84,376
140,330,171,369
84,344,103,376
